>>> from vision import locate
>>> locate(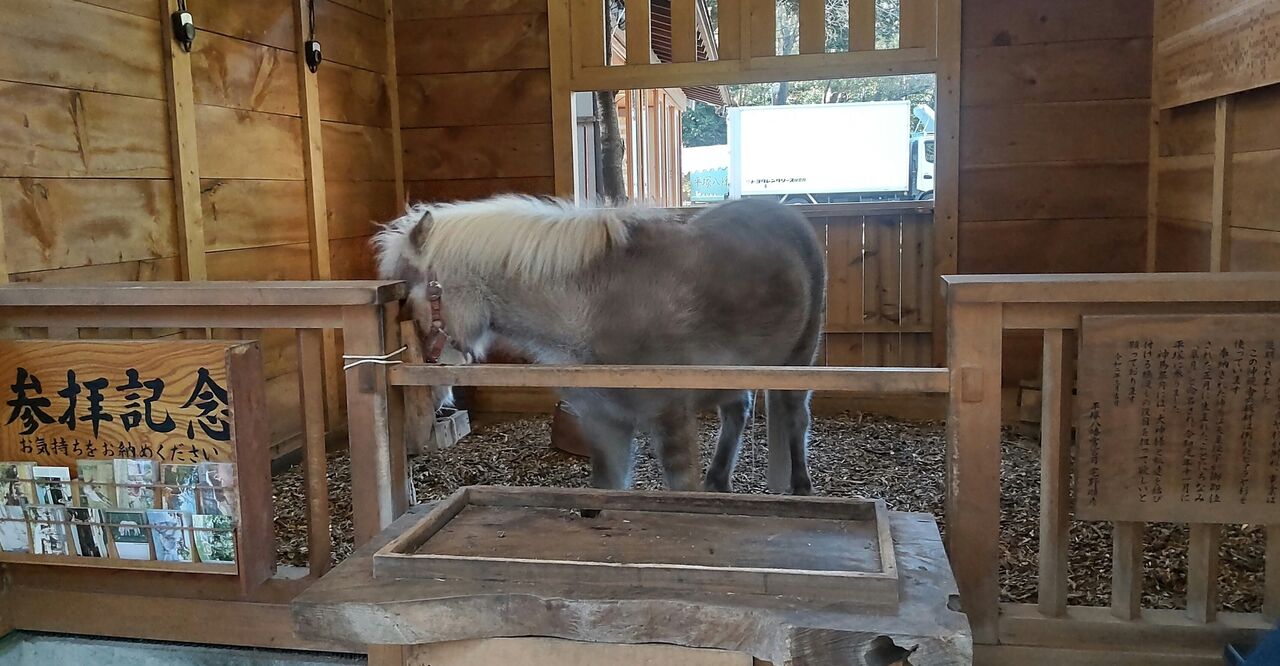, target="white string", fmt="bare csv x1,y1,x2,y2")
342,346,407,371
